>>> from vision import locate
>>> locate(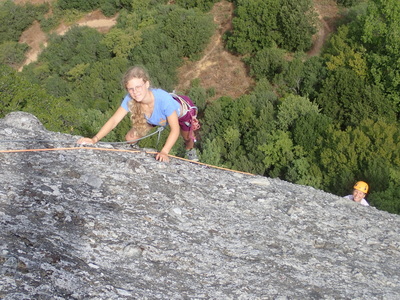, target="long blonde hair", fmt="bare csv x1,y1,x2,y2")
123,66,152,137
